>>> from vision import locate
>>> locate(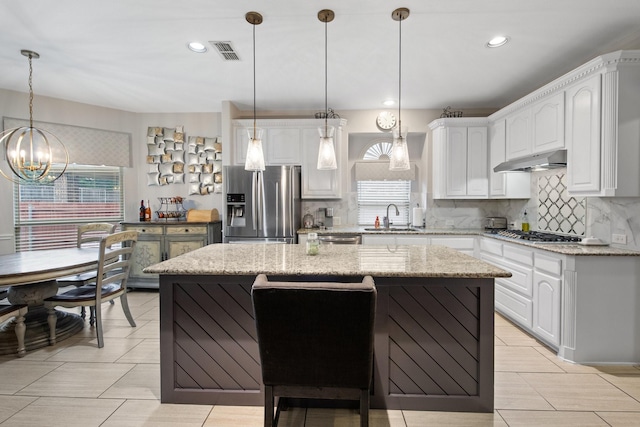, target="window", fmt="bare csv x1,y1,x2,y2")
357,180,411,226
13,165,124,251
356,141,411,226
